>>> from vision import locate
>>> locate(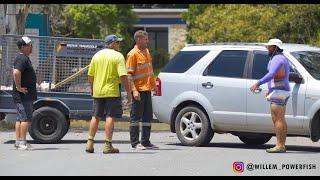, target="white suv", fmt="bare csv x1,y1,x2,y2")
152,43,320,146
